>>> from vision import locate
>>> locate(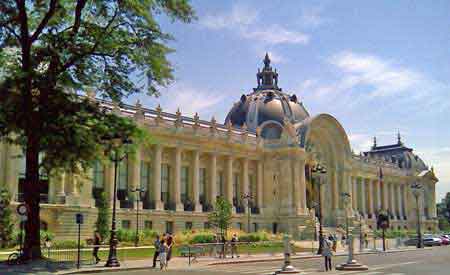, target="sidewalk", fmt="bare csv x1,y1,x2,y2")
0,246,426,275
